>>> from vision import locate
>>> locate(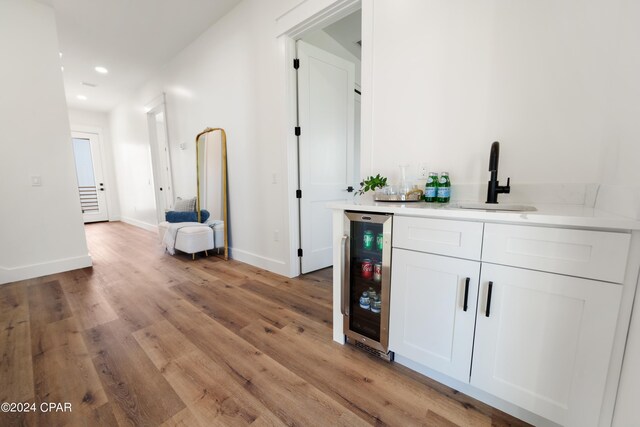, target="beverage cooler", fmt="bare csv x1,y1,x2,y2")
341,211,393,360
